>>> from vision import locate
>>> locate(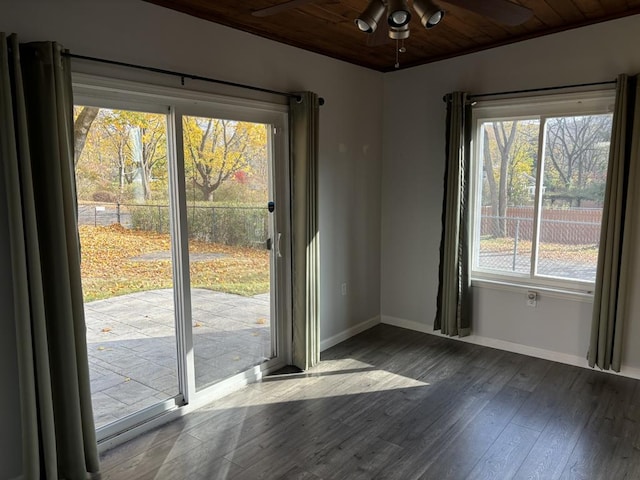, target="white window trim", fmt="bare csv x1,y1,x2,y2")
469,89,615,295
472,89,615,119
73,73,292,445
72,73,289,121
471,278,594,303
